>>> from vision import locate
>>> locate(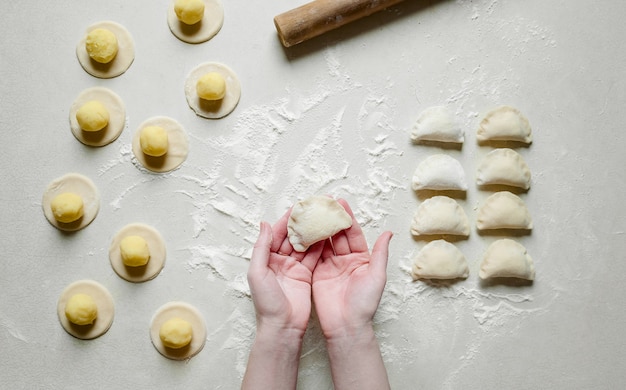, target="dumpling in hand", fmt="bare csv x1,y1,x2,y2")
411,106,464,144
476,191,532,231
412,154,467,191
476,106,532,144
287,196,352,252
411,196,470,237
476,148,531,190
479,239,535,280
411,240,469,280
